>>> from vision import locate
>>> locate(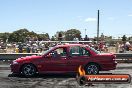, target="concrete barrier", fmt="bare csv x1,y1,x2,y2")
115,53,132,63
0,53,132,63
0,53,38,60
